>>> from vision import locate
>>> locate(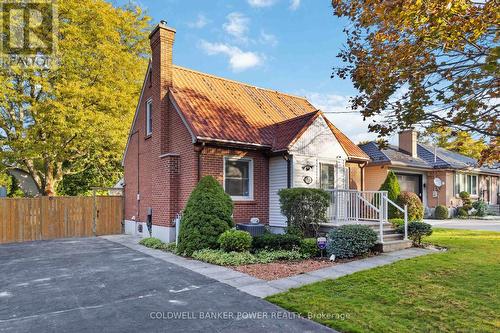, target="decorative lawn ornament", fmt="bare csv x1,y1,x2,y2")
317,237,327,249
317,237,327,257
